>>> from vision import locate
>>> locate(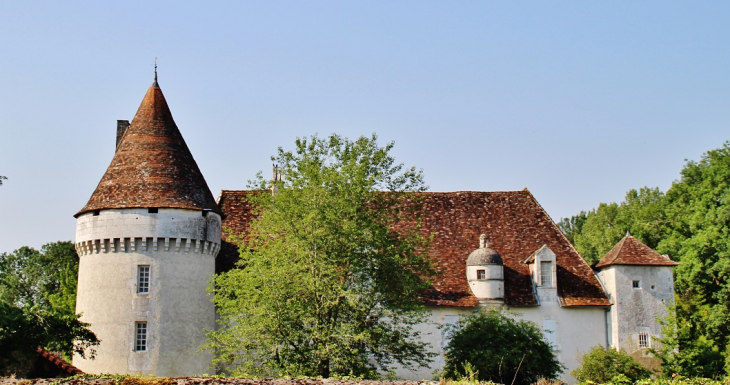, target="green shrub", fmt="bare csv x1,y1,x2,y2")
572,345,653,383
442,309,564,385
